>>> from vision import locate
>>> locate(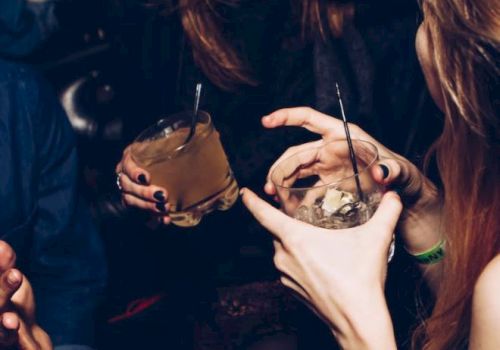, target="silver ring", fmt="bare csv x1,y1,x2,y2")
116,172,123,191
